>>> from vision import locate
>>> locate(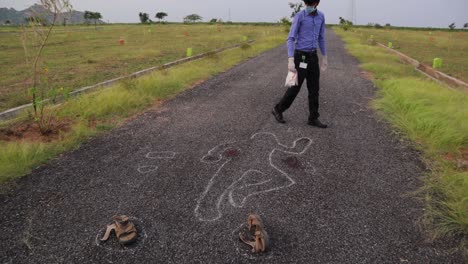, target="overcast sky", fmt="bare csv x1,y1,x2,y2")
1,0,467,28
